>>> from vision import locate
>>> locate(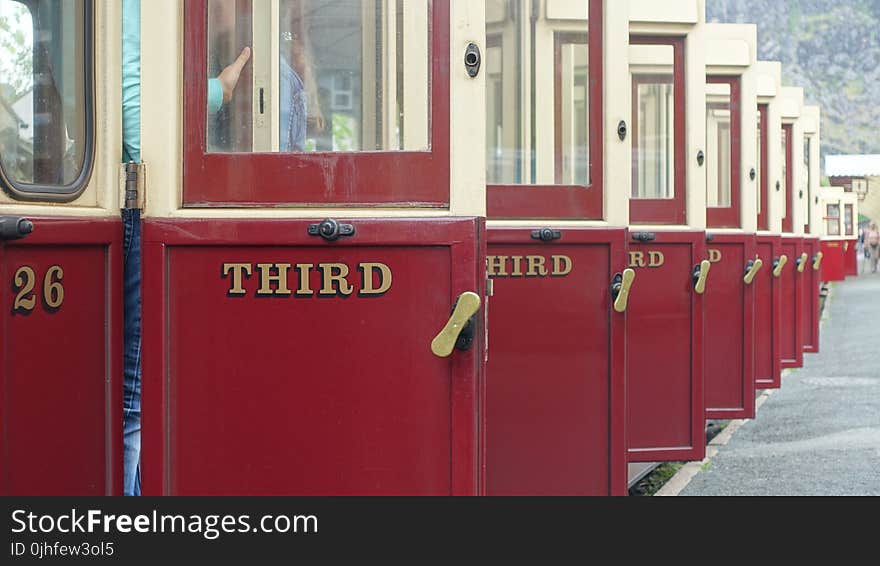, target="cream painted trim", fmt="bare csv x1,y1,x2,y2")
802,106,821,236
0,0,121,217
604,0,631,227
142,0,486,219
629,0,700,25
